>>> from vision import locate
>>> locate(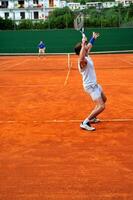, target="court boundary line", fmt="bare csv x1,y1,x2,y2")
64,67,71,86
64,62,72,86
0,60,17,67
119,58,133,65
0,83,133,88
0,118,133,124
0,58,31,71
